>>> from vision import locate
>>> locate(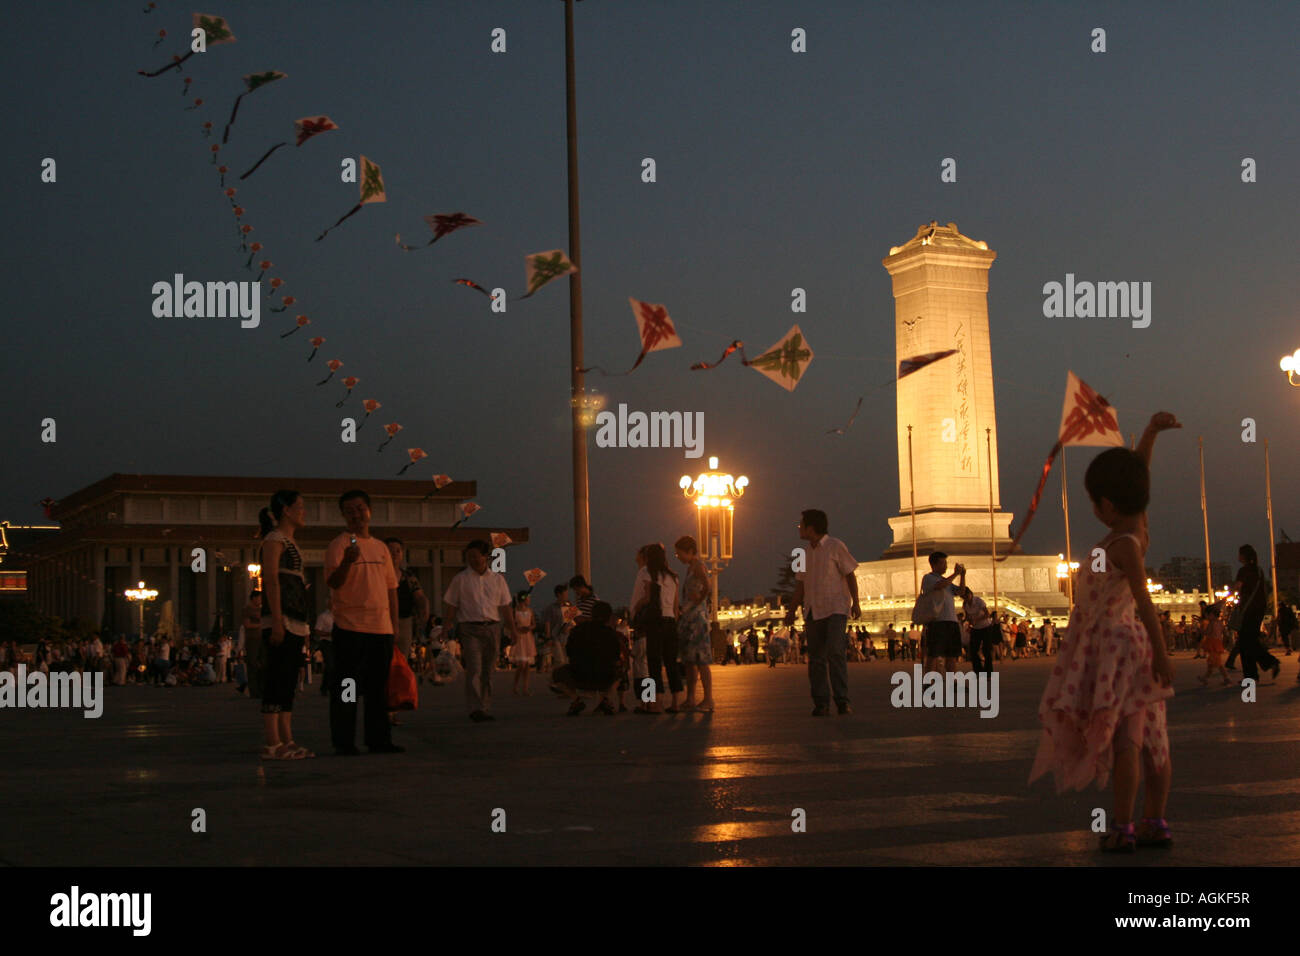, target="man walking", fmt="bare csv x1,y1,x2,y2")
443,539,518,722
540,584,570,669
785,509,860,716
326,489,403,755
